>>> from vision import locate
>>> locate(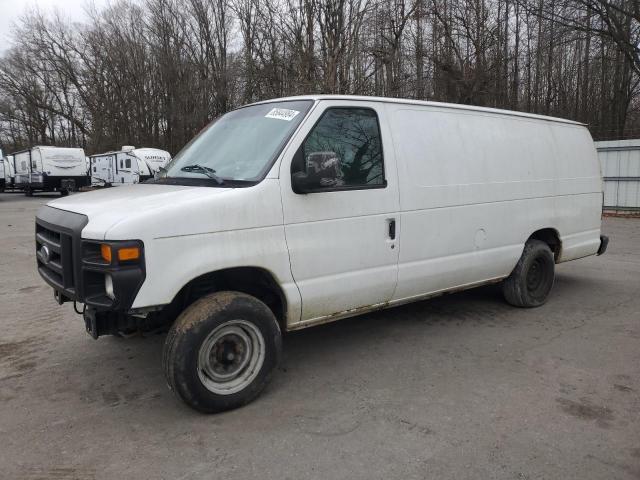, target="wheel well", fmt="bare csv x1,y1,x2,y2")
528,228,562,261
170,267,287,328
